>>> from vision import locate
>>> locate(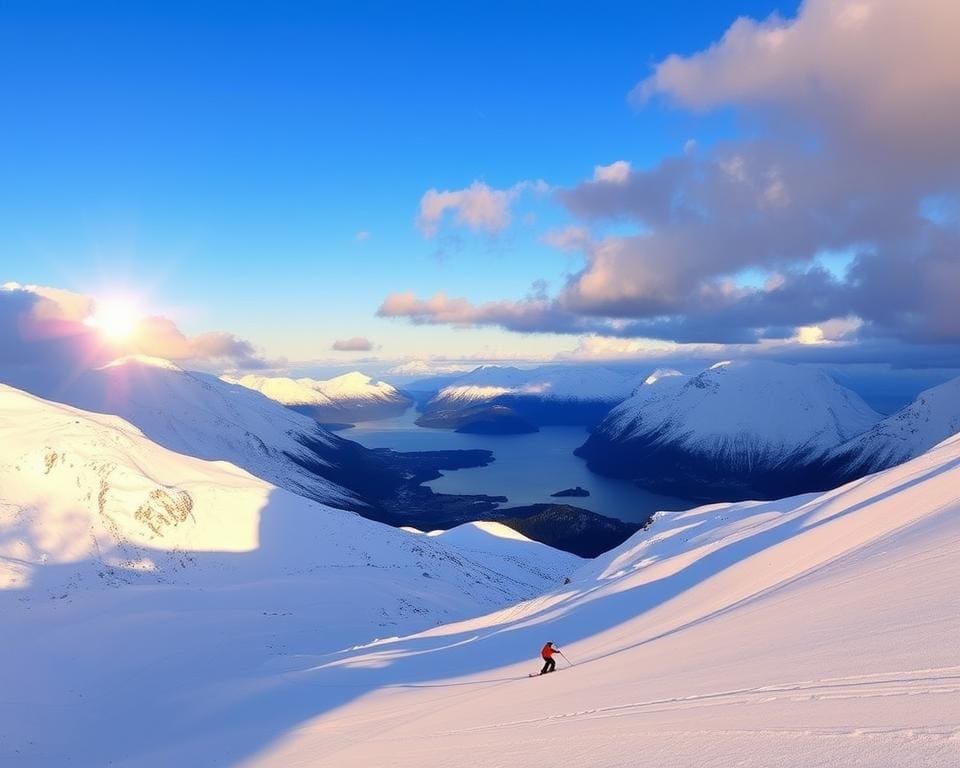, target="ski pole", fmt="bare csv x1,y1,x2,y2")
559,651,573,667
